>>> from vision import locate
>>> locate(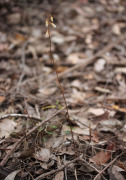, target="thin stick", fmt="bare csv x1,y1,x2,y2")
47,16,77,156
35,156,81,180
0,108,64,166
0,114,42,122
